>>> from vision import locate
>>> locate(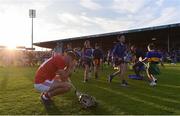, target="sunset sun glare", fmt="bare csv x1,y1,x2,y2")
7,44,17,50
